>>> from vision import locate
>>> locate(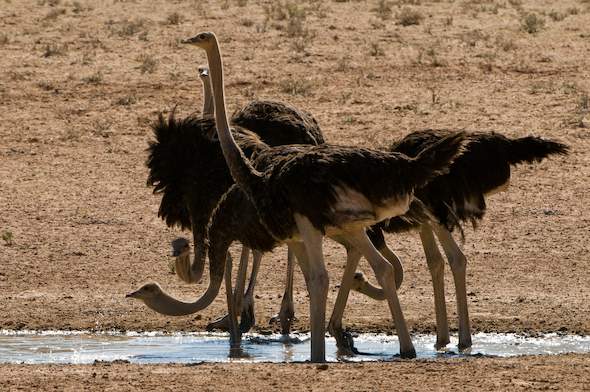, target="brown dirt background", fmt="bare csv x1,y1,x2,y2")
0,0,589,390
